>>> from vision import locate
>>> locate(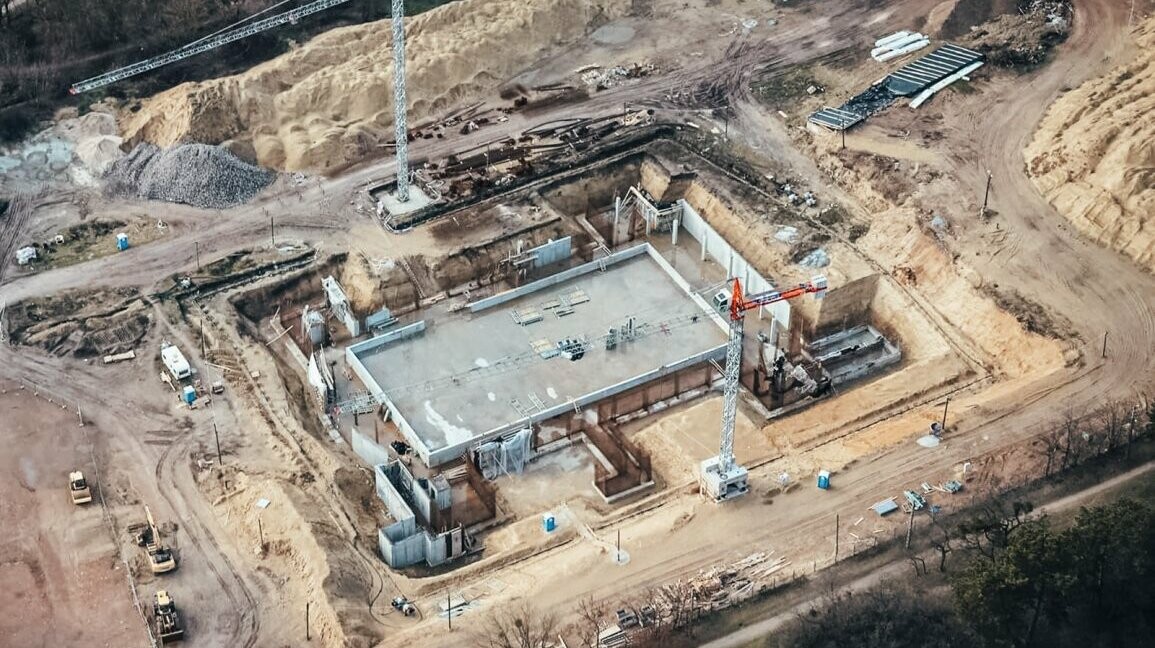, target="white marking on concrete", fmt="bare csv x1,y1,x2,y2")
423,400,474,446
547,387,558,399
475,358,490,368
488,392,497,402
